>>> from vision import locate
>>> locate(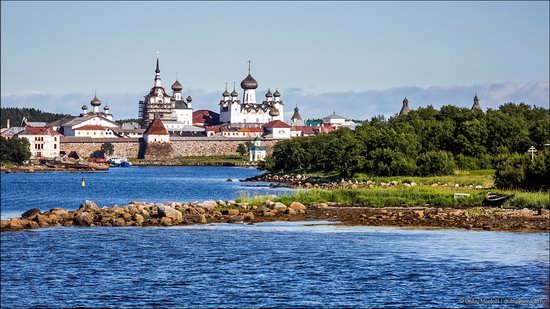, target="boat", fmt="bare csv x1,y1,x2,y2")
108,157,132,167
483,192,515,207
